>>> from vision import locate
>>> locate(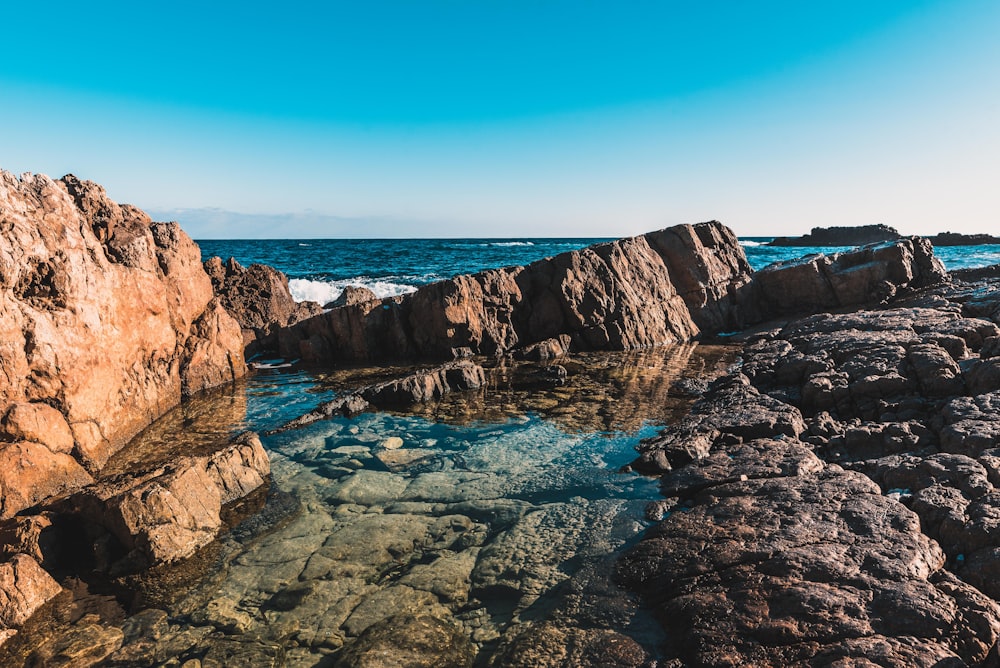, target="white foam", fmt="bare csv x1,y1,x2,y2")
483,241,534,247
739,240,764,247
288,277,418,305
